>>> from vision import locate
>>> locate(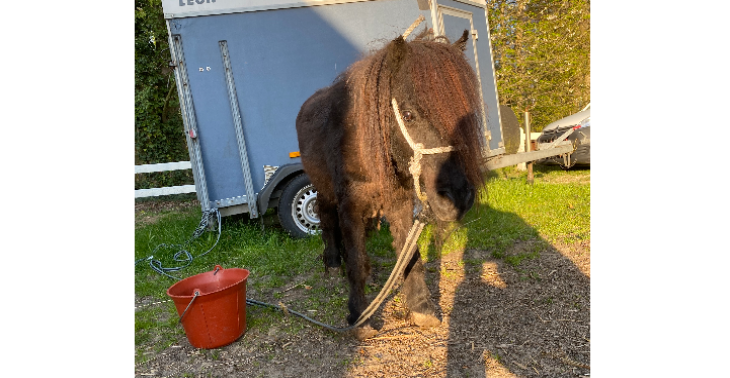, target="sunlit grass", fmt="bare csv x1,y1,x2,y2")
479,166,591,245
424,165,589,264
